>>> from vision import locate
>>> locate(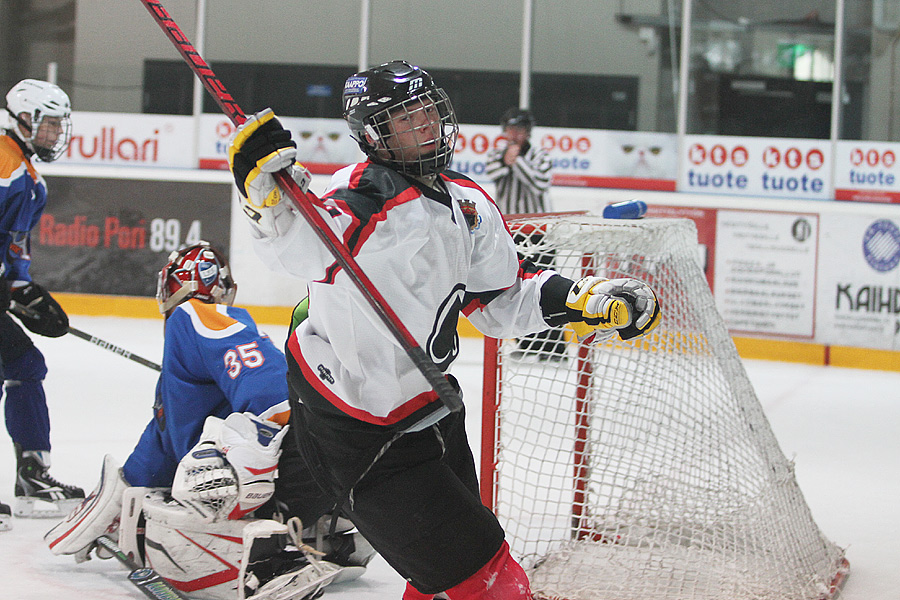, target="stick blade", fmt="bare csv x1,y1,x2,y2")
127,568,191,600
